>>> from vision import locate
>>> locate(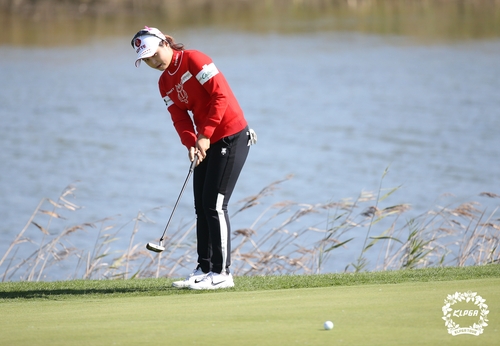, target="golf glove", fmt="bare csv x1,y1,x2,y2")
247,128,257,146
